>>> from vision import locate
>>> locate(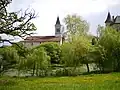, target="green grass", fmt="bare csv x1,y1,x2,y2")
0,73,120,90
